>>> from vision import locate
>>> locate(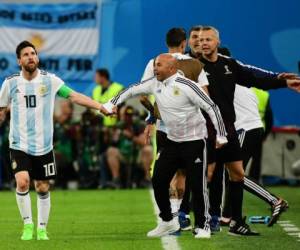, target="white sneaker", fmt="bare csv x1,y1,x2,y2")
194,228,211,239
147,217,180,237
